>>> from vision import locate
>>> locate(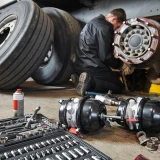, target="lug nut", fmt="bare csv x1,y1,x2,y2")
145,140,158,151
136,131,149,145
